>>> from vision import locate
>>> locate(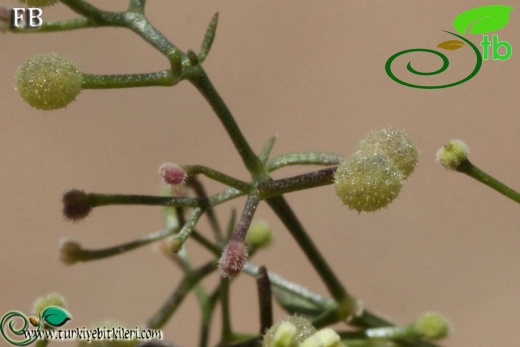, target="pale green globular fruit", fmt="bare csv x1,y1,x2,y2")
19,0,59,7
300,328,345,347
17,54,82,110
356,128,418,178
334,152,404,212
412,312,451,340
262,315,316,347
245,220,273,250
436,139,469,170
